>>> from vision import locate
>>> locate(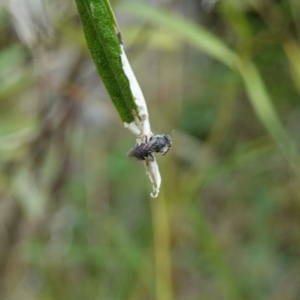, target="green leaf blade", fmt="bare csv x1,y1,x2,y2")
75,0,137,123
